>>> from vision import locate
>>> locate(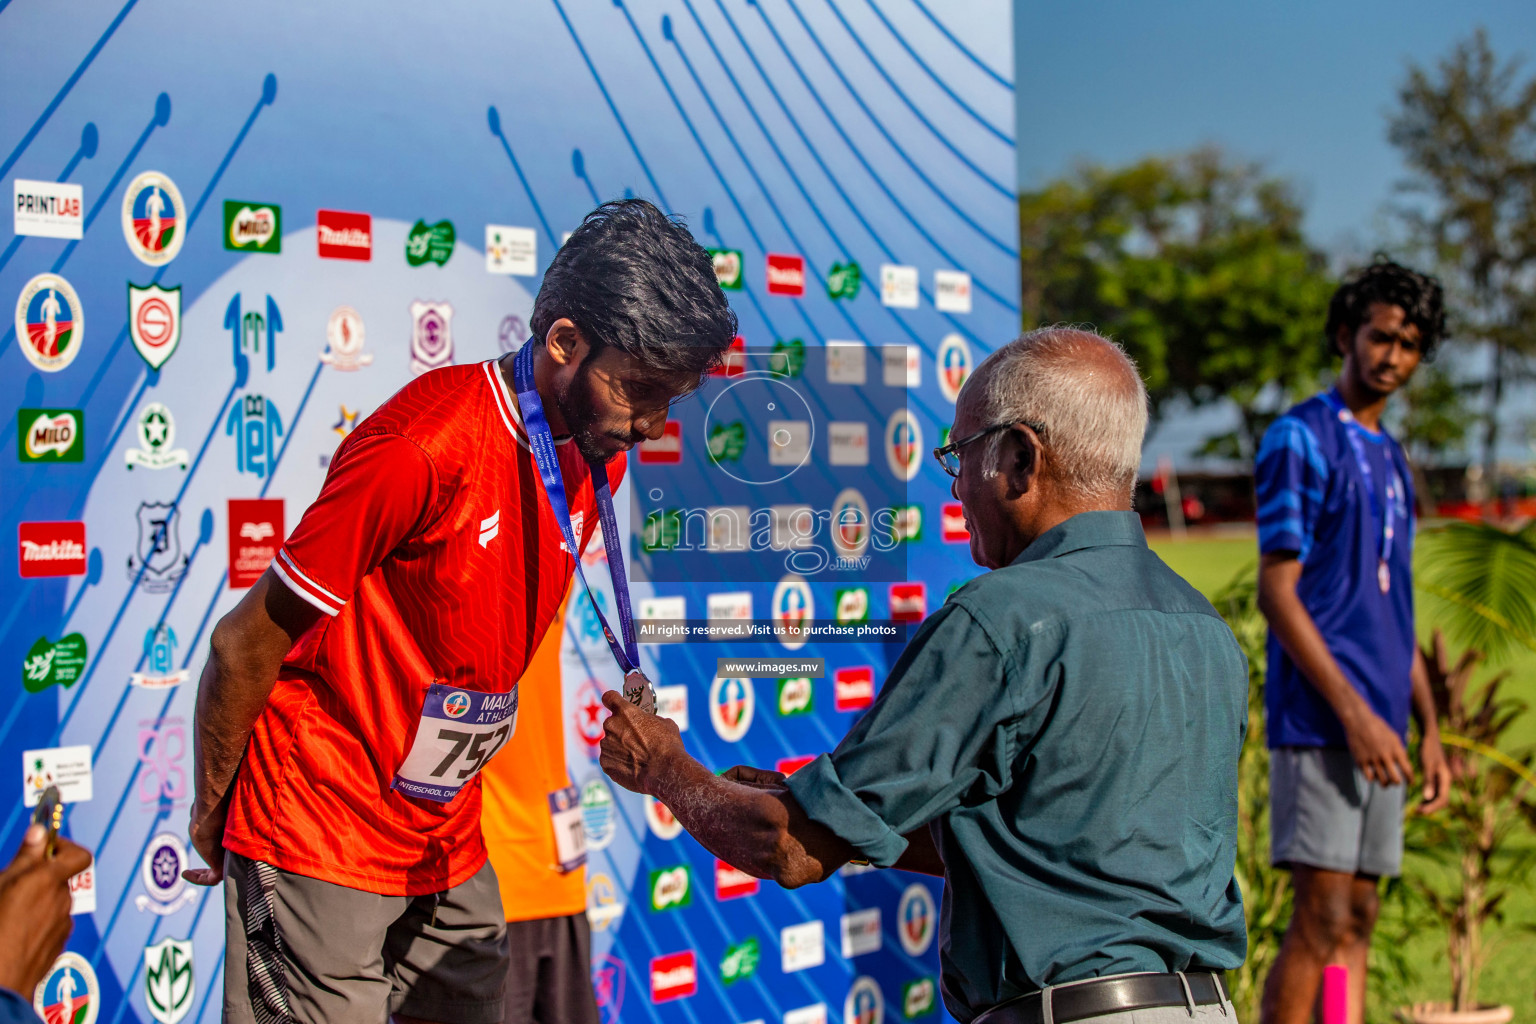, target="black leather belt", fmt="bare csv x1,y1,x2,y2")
973,972,1229,1024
